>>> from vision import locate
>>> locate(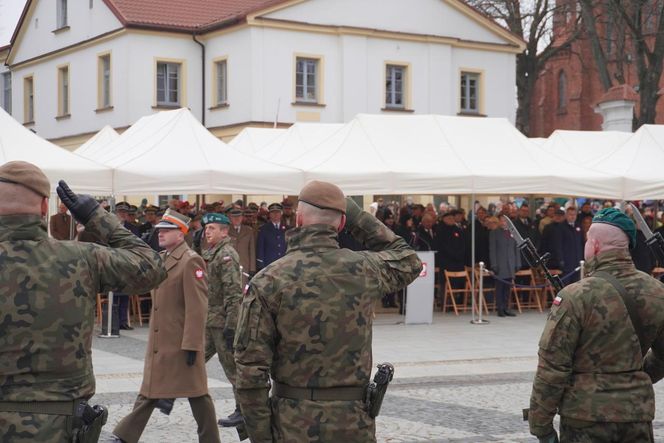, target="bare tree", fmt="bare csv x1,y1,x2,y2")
466,0,580,135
